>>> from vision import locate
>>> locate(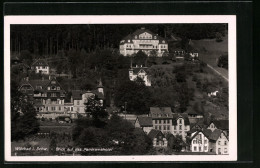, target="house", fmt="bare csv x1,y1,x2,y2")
134,116,153,134
19,76,66,119
71,79,105,118
148,129,168,148
31,59,50,74
149,107,173,134
207,129,229,155
172,113,190,141
207,120,229,136
119,27,168,57
189,129,229,155
190,130,210,152
129,65,151,86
